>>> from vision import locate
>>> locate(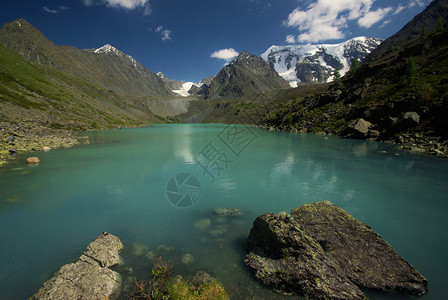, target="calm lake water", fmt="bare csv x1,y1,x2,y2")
0,124,447,299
